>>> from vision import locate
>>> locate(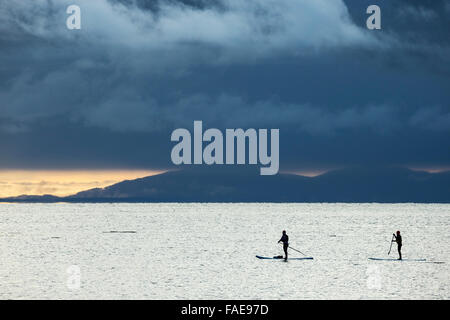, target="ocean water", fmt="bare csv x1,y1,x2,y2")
0,203,448,299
